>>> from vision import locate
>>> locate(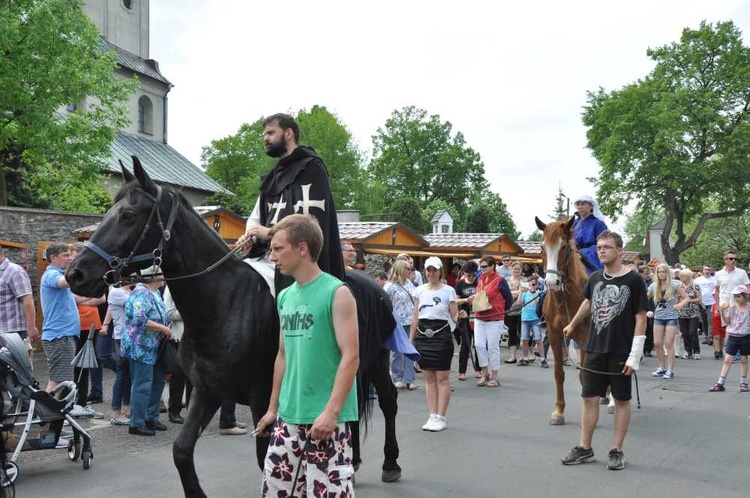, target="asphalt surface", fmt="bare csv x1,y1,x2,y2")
11,341,750,497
